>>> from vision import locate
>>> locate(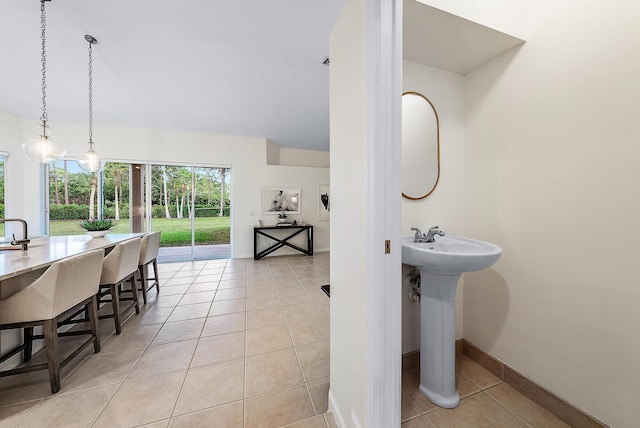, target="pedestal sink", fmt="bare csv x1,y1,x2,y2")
402,235,502,408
